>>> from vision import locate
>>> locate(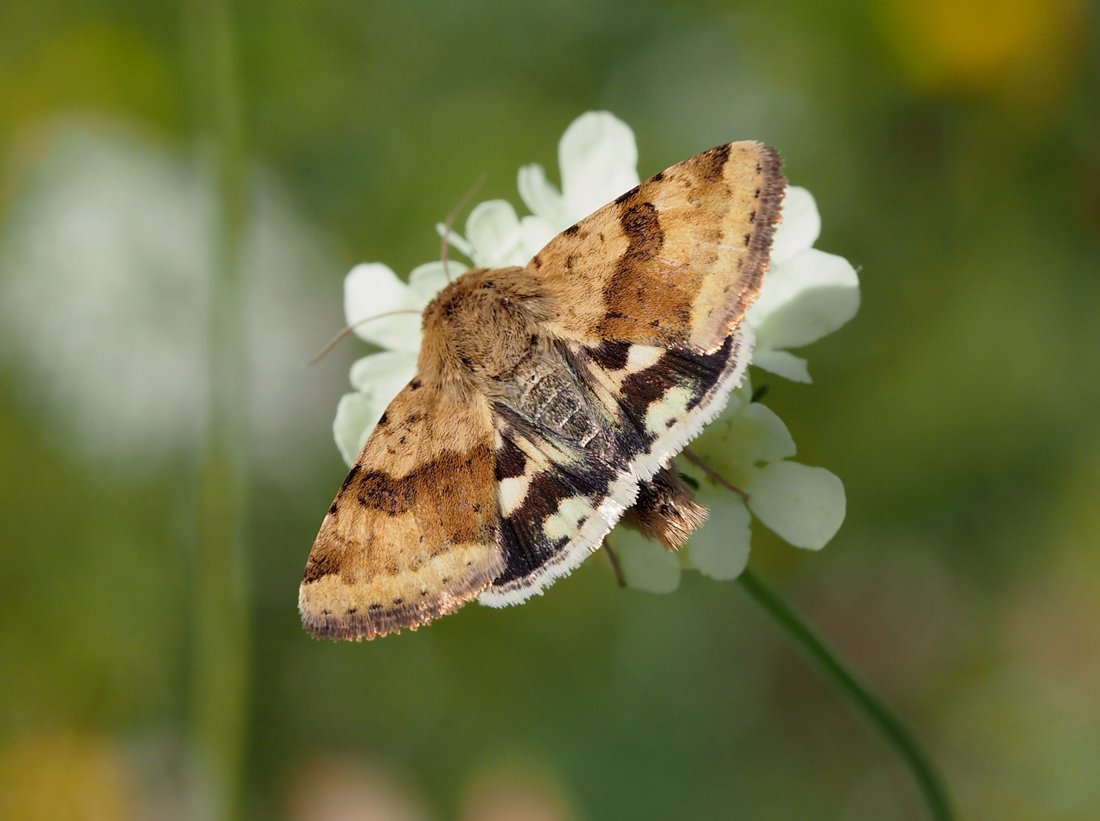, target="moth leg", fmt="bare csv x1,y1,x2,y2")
622,466,707,550
603,538,627,587
682,448,749,500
